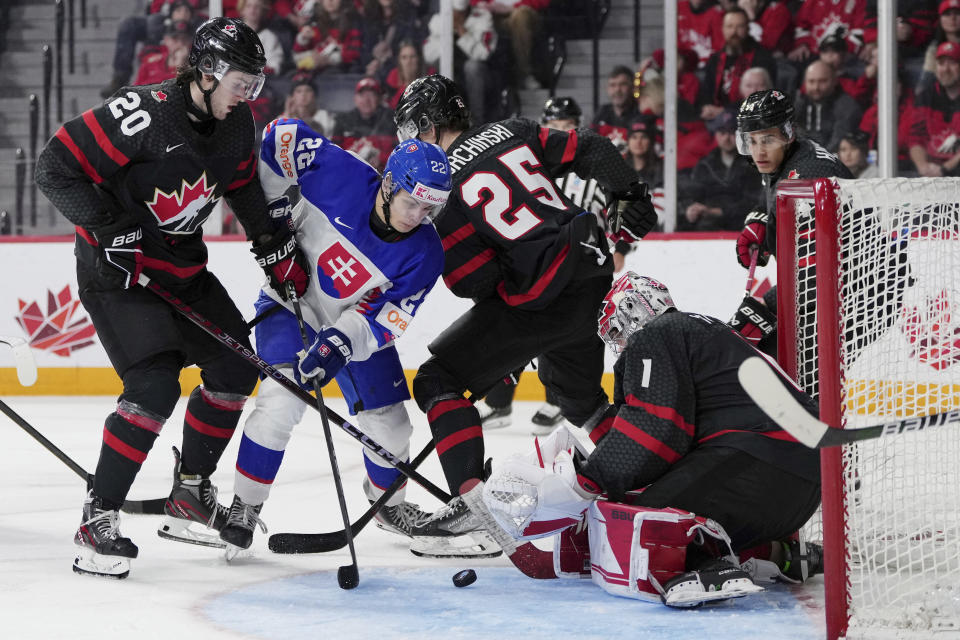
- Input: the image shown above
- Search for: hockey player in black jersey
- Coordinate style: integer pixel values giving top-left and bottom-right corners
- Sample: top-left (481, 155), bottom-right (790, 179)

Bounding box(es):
top-left (729, 89), bottom-right (852, 359)
top-left (393, 74), bottom-right (659, 555)
top-left (35, 17), bottom-right (310, 578)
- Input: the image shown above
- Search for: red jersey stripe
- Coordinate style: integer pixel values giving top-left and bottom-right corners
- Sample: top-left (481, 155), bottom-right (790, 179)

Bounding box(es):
top-left (75, 226), bottom-right (97, 246)
top-left (561, 129), bottom-right (579, 164)
top-left (427, 397), bottom-right (472, 423)
top-left (185, 409), bottom-right (235, 439)
top-left (436, 425), bottom-right (483, 455)
top-left (625, 394), bottom-right (695, 437)
top-left (612, 415), bottom-right (682, 464)
top-left (497, 244), bottom-right (569, 306)
top-left (538, 127), bottom-right (550, 149)
top-left (200, 387), bottom-right (247, 412)
top-left (441, 222), bottom-right (476, 251)
top-left (142, 256), bottom-right (206, 279)
top-left (82, 110), bottom-right (130, 167)
top-left (55, 127), bottom-right (103, 184)
top-left (444, 248), bottom-right (496, 288)
top-left (117, 406), bottom-right (163, 435)
top-left (102, 427), bottom-right (147, 464)
top-left (698, 428), bottom-right (798, 444)
top-left (589, 415), bottom-right (614, 443)
top-left (236, 464), bottom-right (275, 485)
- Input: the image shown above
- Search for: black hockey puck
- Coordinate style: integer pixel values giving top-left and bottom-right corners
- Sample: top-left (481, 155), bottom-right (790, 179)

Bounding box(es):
top-left (452, 569), bottom-right (477, 588)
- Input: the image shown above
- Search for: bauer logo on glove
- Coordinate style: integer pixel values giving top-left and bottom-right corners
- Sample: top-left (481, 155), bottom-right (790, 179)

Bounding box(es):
top-left (729, 295), bottom-right (776, 346)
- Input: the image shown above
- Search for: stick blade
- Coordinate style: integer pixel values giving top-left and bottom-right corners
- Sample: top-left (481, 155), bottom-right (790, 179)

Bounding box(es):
top-left (737, 356), bottom-right (826, 448)
top-left (268, 531), bottom-right (347, 554)
top-left (0, 336), bottom-right (37, 387)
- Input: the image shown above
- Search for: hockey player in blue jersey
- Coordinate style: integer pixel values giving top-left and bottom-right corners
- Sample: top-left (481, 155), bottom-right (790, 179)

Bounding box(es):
top-left (219, 117), bottom-right (450, 554)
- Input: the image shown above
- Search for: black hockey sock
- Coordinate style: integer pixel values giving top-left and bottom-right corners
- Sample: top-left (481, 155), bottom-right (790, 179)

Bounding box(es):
top-left (93, 408), bottom-right (164, 505)
top-left (180, 386), bottom-right (246, 477)
top-left (427, 398), bottom-right (485, 494)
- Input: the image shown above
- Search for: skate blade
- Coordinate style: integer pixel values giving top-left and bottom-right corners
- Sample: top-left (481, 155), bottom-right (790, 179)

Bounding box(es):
top-left (481, 417), bottom-right (512, 430)
top-left (157, 516), bottom-right (226, 549)
top-left (409, 531), bottom-right (503, 558)
top-left (224, 543), bottom-right (251, 562)
top-left (72, 547), bottom-right (131, 579)
top-left (664, 580), bottom-right (764, 607)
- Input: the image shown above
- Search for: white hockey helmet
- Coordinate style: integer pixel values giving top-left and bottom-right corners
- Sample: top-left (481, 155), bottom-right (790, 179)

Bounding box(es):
top-left (597, 272), bottom-right (675, 354)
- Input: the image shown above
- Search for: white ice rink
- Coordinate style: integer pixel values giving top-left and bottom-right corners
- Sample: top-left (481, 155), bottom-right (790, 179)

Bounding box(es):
top-left (1, 396), bottom-right (826, 639)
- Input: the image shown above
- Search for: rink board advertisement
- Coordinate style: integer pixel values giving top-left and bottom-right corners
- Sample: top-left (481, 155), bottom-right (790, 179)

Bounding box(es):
top-left (0, 234), bottom-right (763, 396)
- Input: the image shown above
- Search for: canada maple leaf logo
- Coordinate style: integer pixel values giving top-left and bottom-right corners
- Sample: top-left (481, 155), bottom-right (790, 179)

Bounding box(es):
top-left (145, 172), bottom-right (220, 234)
top-left (16, 285), bottom-right (96, 356)
top-left (900, 290), bottom-right (960, 370)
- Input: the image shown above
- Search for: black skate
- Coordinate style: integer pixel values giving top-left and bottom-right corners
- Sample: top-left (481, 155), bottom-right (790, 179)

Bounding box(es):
top-left (661, 559), bottom-right (764, 607)
top-left (780, 539), bottom-right (824, 583)
top-left (363, 478), bottom-right (433, 538)
top-left (408, 489), bottom-right (502, 559)
top-left (73, 491), bottom-right (139, 579)
top-left (221, 495), bottom-right (267, 561)
top-left (530, 402), bottom-right (564, 435)
top-left (477, 399), bottom-right (512, 430)
top-left (157, 446), bottom-right (229, 548)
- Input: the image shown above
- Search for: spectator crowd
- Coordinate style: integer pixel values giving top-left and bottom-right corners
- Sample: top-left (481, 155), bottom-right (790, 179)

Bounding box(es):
top-left (101, 0), bottom-right (956, 232)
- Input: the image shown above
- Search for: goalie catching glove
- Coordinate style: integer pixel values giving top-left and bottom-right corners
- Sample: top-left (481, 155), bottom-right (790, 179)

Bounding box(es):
top-left (728, 295), bottom-right (776, 347)
top-left (252, 224), bottom-right (310, 301)
top-left (297, 327), bottom-right (352, 386)
top-left (607, 182), bottom-right (658, 243)
top-left (736, 210), bottom-right (771, 268)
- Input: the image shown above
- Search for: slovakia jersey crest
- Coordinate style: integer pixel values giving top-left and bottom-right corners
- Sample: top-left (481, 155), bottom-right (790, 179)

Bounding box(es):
top-left (317, 241), bottom-right (372, 299)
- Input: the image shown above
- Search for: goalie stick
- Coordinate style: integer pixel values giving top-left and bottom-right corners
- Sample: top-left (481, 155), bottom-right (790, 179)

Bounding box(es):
top-left (0, 398), bottom-right (167, 514)
top-left (737, 356), bottom-right (960, 448)
top-left (140, 275), bottom-right (452, 504)
top-left (1, 335), bottom-right (38, 387)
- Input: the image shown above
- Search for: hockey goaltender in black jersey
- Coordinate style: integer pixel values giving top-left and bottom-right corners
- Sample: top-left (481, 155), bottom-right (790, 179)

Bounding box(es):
top-left (35, 18), bottom-right (311, 579)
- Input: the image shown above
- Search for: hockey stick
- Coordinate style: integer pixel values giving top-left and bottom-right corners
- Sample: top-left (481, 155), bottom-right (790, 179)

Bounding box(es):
top-left (139, 275), bottom-right (452, 504)
top-left (0, 398), bottom-right (167, 514)
top-left (737, 356), bottom-right (960, 448)
top-left (287, 283), bottom-right (359, 589)
top-left (745, 246), bottom-right (759, 296)
top-left (0, 335), bottom-right (38, 387)
top-left (268, 438), bottom-right (436, 553)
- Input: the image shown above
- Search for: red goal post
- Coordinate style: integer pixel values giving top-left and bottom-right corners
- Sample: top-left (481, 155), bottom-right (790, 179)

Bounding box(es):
top-left (776, 177), bottom-right (960, 640)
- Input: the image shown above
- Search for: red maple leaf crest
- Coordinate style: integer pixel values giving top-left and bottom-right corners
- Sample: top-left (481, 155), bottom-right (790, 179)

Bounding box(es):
top-left (900, 290), bottom-right (960, 370)
top-left (145, 172), bottom-right (220, 233)
top-left (16, 285), bottom-right (96, 356)
top-left (787, 169), bottom-right (800, 180)
top-left (151, 90), bottom-right (168, 102)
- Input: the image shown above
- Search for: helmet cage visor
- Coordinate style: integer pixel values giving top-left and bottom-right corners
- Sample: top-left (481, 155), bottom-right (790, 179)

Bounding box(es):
top-left (736, 121), bottom-right (793, 155)
top-left (198, 57), bottom-right (265, 100)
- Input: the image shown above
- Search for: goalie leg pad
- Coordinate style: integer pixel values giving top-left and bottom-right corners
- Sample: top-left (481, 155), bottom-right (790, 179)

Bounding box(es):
top-left (586, 501), bottom-right (746, 603)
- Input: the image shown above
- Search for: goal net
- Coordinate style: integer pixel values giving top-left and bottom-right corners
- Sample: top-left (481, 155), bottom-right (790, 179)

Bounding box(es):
top-left (776, 178), bottom-right (960, 640)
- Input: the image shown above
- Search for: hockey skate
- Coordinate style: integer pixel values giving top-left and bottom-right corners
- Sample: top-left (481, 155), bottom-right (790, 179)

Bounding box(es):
top-left (363, 479), bottom-right (433, 537)
top-left (530, 402), bottom-right (564, 435)
top-left (157, 446), bottom-right (229, 548)
top-left (220, 495), bottom-right (267, 561)
top-left (780, 538), bottom-right (824, 583)
top-left (73, 491), bottom-right (139, 579)
top-left (408, 493), bottom-right (502, 558)
top-left (661, 559), bottom-right (764, 607)
top-left (477, 399), bottom-right (512, 430)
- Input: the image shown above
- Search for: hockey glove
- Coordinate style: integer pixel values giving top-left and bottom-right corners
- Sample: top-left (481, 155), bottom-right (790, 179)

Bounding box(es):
top-left (297, 327), bottom-right (352, 386)
top-left (607, 183), bottom-right (658, 242)
top-left (92, 221), bottom-right (144, 289)
top-left (736, 211), bottom-right (771, 268)
top-left (252, 226), bottom-right (310, 301)
top-left (729, 295), bottom-right (777, 347)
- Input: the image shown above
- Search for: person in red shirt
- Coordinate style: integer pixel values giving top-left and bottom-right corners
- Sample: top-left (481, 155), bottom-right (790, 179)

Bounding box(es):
top-left (909, 41), bottom-right (960, 176)
top-left (133, 20), bottom-right (193, 87)
top-left (738, 0), bottom-right (793, 54)
top-left (679, 0), bottom-right (725, 67)
top-left (292, 0), bottom-right (363, 72)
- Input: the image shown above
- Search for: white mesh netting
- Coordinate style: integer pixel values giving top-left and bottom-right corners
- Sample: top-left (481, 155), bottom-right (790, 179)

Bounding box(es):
top-left (788, 178), bottom-right (960, 637)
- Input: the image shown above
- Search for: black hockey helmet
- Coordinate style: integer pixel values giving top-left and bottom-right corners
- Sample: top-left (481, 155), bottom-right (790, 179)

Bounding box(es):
top-left (736, 89), bottom-right (795, 154)
top-left (394, 74), bottom-right (472, 141)
top-left (541, 96), bottom-right (582, 126)
top-left (189, 17), bottom-right (267, 99)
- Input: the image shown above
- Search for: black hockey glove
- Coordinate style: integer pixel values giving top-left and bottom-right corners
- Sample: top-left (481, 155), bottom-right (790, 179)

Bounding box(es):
top-left (92, 221), bottom-right (144, 289)
top-left (728, 295), bottom-right (776, 348)
top-left (607, 183), bottom-right (658, 242)
top-left (736, 210), bottom-right (771, 268)
top-left (252, 225), bottom-right (310, 301)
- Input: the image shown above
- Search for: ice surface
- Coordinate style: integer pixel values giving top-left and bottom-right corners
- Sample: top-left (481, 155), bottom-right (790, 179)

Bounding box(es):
top-left (0, 396), bottom-right (825, 639)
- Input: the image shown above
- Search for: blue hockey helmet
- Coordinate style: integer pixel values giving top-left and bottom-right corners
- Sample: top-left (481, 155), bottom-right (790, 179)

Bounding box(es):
top-left (382, 139), bottom-right (452, 221)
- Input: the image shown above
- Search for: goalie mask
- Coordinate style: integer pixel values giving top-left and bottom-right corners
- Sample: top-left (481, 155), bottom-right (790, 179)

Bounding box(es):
top-left (598, 272), bottom-right (675, 354)
top-left (381, 139), bottom-right (452, 226)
